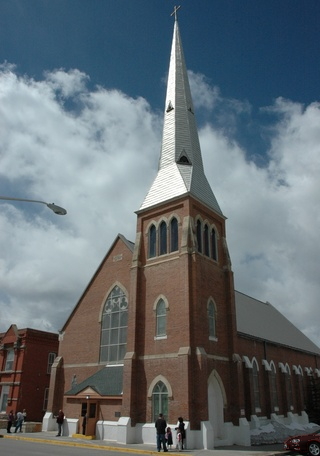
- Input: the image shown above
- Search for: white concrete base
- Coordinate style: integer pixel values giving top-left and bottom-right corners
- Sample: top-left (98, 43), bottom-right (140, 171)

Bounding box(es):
top-left (41, 411), bottom-right (310, 449)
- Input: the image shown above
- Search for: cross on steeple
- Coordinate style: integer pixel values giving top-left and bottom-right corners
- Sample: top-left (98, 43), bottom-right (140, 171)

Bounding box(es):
top-left (171, 5), bottom-right (181, 20)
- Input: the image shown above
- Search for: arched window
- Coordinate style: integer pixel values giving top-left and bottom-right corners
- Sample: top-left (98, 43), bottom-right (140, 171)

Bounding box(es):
top-left (100, 285), bottom-right (128, 364)
top-left (152, 381), bottom-right (168, 422)
top-left (285, 365), bottom-right (294, 409)
top-left (252, 359), bottom-right (261, 409)
top-left (159, 221), bottom-right (167, 255)
top-left (156, 299), bottom-right (167, 337)
top-left (208, 300), bottom-right (216, 339)
top-left (297, 366), bottom-right (305, 409)
top-left (149, 224), bottom-right (156, 258)
top-left (204, 224), bottom-right (209, 256)
top-left (170, 218), bottom-right (178, 252)
top-left (211, 228), bottom-right (217, 261)
top-left (196, 219), bottom-right (202, 253)
top-left (5, 348), bottom-right (14, 371)
top-left (270, 362), bottom-right (279, 410)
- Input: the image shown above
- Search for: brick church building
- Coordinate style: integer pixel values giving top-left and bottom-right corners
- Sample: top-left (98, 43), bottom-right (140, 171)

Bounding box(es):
top-left (45, 13), bottom-right (320, 448)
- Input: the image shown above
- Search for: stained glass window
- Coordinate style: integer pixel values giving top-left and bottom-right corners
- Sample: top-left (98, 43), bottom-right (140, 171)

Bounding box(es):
top-left (100, 286), bottom-right (128, 364)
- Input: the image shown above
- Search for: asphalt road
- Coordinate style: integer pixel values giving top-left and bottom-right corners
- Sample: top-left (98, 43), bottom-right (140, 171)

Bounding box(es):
top-left (0, 431), bottom-right (293, 456)
top-left (0, 438), bottom-right (128, 455)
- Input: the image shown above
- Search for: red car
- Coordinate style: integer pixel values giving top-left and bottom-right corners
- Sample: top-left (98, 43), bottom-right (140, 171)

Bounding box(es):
top-left (284, 428), bottom-right (320, 455)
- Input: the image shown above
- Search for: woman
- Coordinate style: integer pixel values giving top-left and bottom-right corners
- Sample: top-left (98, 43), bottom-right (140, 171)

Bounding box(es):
top-left (7, 410), bottom-right (14, 433)
top-left (175, 417), bottom-right (186, 450)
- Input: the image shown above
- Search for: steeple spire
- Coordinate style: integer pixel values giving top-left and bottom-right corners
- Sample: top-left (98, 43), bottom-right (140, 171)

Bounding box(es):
top-left (139, 12), bottom-right (222, 216)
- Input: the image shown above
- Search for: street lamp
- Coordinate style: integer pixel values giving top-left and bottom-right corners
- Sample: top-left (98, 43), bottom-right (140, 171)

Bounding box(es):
top-left (0, 196), bottom-right (67, 215)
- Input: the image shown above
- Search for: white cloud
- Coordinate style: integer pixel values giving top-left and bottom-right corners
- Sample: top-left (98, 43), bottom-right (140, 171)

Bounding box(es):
top-left (201, 95), bottom-right (320, 347)
top-left (0, 65), bottom-right (319, 350)
top-left (188, 71), bottom-right (220, 110)
top-left (0, 65), bottom-right (160, 332)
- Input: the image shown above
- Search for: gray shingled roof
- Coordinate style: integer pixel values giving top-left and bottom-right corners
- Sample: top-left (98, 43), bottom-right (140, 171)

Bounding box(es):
top-left (235, 290), bottom-right (320, 354)
top-left (64, 366), bottom-right (123, 396)
top-left (139, 17), bottom-right (222, 215)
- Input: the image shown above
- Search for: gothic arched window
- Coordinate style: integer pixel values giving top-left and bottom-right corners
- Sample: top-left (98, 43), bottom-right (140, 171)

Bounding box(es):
top-left (159, 221), bottom-right (167, 255)
top-left (252, 359), bottom-right (261, 409)
top-left (270, 362), bottom-right (279, 410)
top-left (170, 217), bottom-right (178, 252)
top-left (208, 300), bottom-right (216, 339)
top-left (100, 285), bottom-right (128, 364)
top-left (285, 365), bottom-right (294, 409)
top-left (196, 219), bottom-right (202, 253)
top-left (211, 228), bottom-right (217, 261)
top-left (156, 299), bottom-right (167, 337)
top-left (149, 224), bottom-right (156, 258)
top-left (204, 224), bottom-right (209, 256)
top-left (152, 381), bottom-right (168, 422)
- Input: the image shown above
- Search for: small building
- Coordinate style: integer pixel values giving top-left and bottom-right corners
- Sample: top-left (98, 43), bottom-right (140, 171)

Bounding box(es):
top-left (0, 324), bottom-right (58, 422)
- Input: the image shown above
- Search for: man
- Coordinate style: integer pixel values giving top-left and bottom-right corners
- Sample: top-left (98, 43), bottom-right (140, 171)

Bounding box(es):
top-left (56, 409), bottom-right (65, 436)
top-left (155, 413), bottom-right (168, 452)
top-left (14, 411), bottom-right (24, 433)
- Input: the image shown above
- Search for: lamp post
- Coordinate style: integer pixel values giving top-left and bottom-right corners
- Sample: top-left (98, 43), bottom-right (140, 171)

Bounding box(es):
top-left (0, 196), bottom-right (67, 215)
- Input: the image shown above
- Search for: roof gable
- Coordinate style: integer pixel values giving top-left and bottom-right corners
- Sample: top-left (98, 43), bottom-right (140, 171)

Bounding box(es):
top-left (61, 233), bottom-right (133, 332)
top-left (65, 366), bottom-right (123, 397)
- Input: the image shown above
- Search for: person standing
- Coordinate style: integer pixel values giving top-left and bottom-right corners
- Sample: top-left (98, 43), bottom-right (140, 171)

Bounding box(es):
top-left (175, 417), bottom-right (186, 450)
top-left (14, 410), bottom-right (24, 432)
top-left (155, 413), bottom-right (168, 452)
top-left (165, 426), bottom-right (173, 449)
top-left (7, 410), bottom-right (14, 433)
top-left (82, 413), bottom-right (87, 435)
top-left (56, 409), bottom-right (65, 436)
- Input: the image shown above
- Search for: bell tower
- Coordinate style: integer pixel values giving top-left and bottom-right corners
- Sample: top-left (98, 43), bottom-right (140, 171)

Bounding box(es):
top-left (122, 10), bottom-right (240, 429)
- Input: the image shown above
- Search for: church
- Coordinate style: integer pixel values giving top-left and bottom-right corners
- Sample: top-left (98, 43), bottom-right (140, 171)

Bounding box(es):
top-left (44, 12), bottom-right (320, 449)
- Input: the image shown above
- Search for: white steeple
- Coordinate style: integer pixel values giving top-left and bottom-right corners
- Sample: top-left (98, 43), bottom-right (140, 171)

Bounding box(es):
top-left (139, 11), bottom-right (222, 216)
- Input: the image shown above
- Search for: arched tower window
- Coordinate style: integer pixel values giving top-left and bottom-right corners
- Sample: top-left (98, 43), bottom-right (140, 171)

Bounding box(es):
top-left (152, 381), bottom-right (168, 422)
top-left (100, 285), bottom-right (128, 364)
top-left (252, 359), bottom-right (261, 409)
top-left (204, 224), bottom-right (209, 256)
top-left (208, 300), bottom-right (217, 339)
top-left (159, 221), bottom-right (167, 255)
top-left (211, 228), bottom-right (217, 261)
top-left (170, 217), bottom-right (178, 252)
top-left (196, 219), bottom-right (202, 253)
top-left (149, 224), bottom-right (156, 258)
top-left (156, 299), bottom-right (167, 337)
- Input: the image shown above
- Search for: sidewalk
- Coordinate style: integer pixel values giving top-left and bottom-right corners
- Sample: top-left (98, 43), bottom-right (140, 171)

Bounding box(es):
top-left (0, 430), bottom-right (290, 456)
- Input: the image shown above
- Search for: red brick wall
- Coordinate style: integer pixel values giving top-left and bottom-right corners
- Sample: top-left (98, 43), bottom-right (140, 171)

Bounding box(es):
top-left (124, 196), bottom-right (239, 428)
top-left (58, 236), bottom-right (132, 418)
top-left (0, 327), bottom-right (58, 421)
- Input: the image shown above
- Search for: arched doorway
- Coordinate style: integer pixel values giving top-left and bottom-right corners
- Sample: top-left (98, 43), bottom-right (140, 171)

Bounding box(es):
top-left (208, 371), bottom-right (226, 441)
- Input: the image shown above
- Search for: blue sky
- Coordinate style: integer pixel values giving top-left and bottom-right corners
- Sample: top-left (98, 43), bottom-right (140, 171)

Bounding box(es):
top-left (0, 1), bottom-right (320, 349)
top-left (2, 0), bottom-right (319, 106)
top-left (2, 0), bottom-right (320, 160)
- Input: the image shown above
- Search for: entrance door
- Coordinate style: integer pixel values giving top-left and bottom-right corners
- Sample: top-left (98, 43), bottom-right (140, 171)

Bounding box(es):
top-left (86, 402), bottom-right (97, 436)
top-left (81, 401), bottom-right (97, 436)
top-left (208, 375), bottom-right (224, 441)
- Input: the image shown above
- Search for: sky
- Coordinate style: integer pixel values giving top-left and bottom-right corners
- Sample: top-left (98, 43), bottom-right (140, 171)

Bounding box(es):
top-left (0, 0), bottom-right (320, 349)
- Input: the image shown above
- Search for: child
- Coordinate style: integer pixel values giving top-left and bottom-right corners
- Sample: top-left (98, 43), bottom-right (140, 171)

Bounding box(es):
top-left (176, 430), bottom-right (182, 451)
top-left (165, 426), bottom-right (173, 449)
